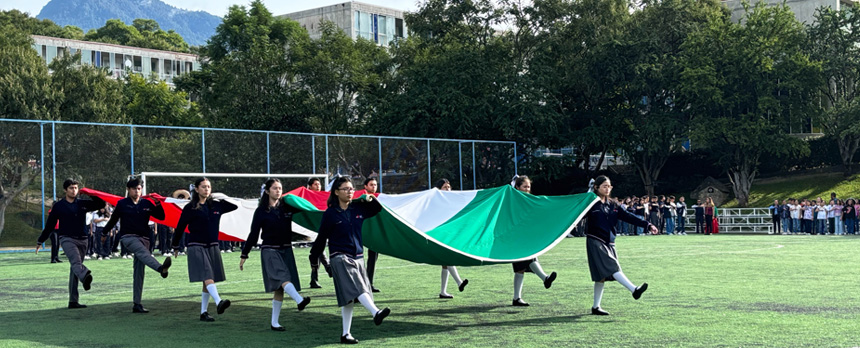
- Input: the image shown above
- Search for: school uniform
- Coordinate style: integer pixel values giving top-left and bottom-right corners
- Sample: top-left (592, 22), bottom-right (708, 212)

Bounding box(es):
top-left (103, 197), bottom-right (167, 306)
top-left (693, 205), bottom-right (705, 234)
top-left (704, 206), bottom-right (714, 234)
top-left (585, 200), bottom-right (650, 282)
top-left (242, 203), bottom-right (302, 292)
top-left (36, 196), bottom-right (106, 304)
top-left (172, 200), bottom-right (238, 282)
top-left (675, 202), bottom-right (687, 234)
top-left (309, 200), bottom-right (382, 307)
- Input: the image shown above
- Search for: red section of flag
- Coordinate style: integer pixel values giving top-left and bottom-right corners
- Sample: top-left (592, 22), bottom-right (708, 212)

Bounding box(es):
top-left (80, 188), bottom-right (185, 233)
top-left (285, 187), bottom-right (330, 210)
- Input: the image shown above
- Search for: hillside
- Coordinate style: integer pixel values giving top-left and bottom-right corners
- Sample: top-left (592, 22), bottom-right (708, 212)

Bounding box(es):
top-left (36, 0), bottom-right (220, 45)
top-left (721, 172), bottom-right (860, 207)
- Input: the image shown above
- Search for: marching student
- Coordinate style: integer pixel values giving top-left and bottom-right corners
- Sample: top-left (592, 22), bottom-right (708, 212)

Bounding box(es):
top-left (240, 179), bottom-right (311, 332)
top-left (102, 177), bottom-right (171, 313)
top-left (360, 177), bottom-right (383, 293)
top-left (436, 179), bottom-right (469, 299)
top-left (306, 177), bottom-right (332, 288)
top-left (36, 179), bottom-right (106, 309)
top-left (509, 175), bottom-right (557, 307)
top-left (586, 176), bottom-right (654, 315)
top-left (172, 177), bottom-right (238, 322)
top-left (309, 176), bottom-right (390, 344)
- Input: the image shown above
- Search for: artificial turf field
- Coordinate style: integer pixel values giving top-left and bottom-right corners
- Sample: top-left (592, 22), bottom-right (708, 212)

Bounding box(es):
top-left (1, 234), bottom-right (859, 347)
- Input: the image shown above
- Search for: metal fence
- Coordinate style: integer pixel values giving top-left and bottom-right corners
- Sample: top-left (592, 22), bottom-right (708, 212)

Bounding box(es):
top-left (0, 118), bottom-right (517, 241)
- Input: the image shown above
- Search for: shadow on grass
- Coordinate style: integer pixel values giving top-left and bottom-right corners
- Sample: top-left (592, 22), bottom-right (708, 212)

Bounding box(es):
top-left (0, 298), bottom-right (591, 346)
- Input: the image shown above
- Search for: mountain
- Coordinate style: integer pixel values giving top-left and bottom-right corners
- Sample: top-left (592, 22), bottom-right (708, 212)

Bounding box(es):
top-left (36, 0), bottom-right (221, 46)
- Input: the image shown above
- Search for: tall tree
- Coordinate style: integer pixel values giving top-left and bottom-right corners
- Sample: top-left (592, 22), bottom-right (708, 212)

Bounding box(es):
top-left (619, 0), bottom-right (728, 195)
top-left (123, 73), bottom-right (201, 127)
top-left (680, 2), bottom-right (816, 206)
top-left (0, 9), bottom-right (83, 39)
top-left (0, 27), bottom-right (56, 238)
top-left (176, 0), bottom-right (311, 132)
top-left (806, 6), bottom-right (860, 175)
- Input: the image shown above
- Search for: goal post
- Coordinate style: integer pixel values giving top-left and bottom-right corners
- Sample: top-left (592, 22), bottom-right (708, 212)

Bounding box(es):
top-left (137, 172), bottom-right (326, 196)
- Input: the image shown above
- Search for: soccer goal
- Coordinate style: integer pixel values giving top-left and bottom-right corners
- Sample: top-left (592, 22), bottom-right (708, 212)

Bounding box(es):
top-left (137, 172), bottom-right (325, 196)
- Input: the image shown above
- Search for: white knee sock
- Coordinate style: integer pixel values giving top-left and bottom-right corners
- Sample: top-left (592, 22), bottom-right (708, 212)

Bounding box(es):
top-left (448, 266), bottom-right (463, 285)
top-left (283, 282), bottom-right (303, 304)
top-left (342, 303), bottom-right (354, 336)
top-left (357, 293), bottom-right (380, 317)
top-left (593, 282), bottom-right (604, 308)
top-left (272, 300), bottom-right (282, 327)
top-left (440, 268), bottom-right (450, 295)
top-left (513, 273), bottom-right (524, 300)
top-left (529, 261), bottom-right (548, 281)
top-left (206, 284), bottom-right (223, 304)
top-left (612, 271), bottom-right (636, 292)
top-left (201, 293), bottom-right (210, 313)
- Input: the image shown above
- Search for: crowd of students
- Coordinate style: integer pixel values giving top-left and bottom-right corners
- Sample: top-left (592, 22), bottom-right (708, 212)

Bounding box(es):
top-left (768, 193), bottom-right (857, 235)
top-left (614, 195), bottom-right (719, 236)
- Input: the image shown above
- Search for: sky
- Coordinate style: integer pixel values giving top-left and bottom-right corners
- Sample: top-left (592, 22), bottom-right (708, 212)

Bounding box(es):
top-left (2, 0), bottom-right (421, 18)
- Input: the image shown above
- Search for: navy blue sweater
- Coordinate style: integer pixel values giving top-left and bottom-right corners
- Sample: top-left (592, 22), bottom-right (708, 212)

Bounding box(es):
top-left (241, 202), bottom-right (302, 258)
top-left (37, 196), bottom-right (106, 243)
top-left (586, 199), bottom-right (651, 244)
top-left (309, 200), bottom-right (381, 264)
top-left (103, 197), bottom-right (165, 239)
top-left (172, 200), bottom-right (238, 246)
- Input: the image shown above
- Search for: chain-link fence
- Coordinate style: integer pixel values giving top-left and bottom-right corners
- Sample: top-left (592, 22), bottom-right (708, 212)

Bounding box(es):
top-left (0, 118), bottom-right (517, 246)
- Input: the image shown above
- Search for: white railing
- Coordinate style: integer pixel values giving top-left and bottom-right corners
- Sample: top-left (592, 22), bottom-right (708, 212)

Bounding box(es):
top-left (682, 208), bottom-right (774, 234)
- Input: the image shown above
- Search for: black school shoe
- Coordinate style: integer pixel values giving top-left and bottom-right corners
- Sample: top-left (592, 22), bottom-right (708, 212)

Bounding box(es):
top-left (458, 279), bottom-right (469, 292)
top-left (371, 286), bottom-right (381, 293)
top-left (68, 302), bottom-right (87, 309)
top-left (159, 257), bottom-right (172, 278)
top-left (298, 297), bottom-right (311, 311)
top-left (132, 303), bottom-right (149, 313)
top-left (633, 283), bottom-right (648, 300)
top-left (373, 307), bottom-right (391, 326)
top-left (82, 271), bottom-right (93, 291)
top-left (544, 272), bottom-right (557, 289)
top-left (200, 312), bottom-right (215, 322)
top-left (512, 298), bottom-right (530, 307)
top-left (340, 334), bottom-right (359, 344)
top-left (591, 307), bottom-right (610, 315)
top-left (439, 293), bottom-right (453, 299)
top-left (310, 280), bottom-right (322, 289)
top-left (271, 325), bottom-right (286, 331)
top-left (51, 258), bottom-right (63, 263)
top-left (216, 299), bottom-right (231, 314)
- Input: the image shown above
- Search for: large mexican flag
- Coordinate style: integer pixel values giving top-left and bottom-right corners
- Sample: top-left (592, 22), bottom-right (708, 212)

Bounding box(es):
top-left (287, 186), bottom-right (598, 266)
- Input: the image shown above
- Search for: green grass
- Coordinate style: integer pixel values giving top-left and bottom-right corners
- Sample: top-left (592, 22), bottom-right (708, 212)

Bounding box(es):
top-left (2, 234), bottom-right (860, 347)
top-left (0, 198), bottom-right (43, 247)
top-left (722, 172), bottom-right (860, 207)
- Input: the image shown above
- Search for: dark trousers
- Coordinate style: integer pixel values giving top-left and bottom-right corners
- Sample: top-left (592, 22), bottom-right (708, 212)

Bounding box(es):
top-left (50, 232), bottom-right (60, 261)
top-left (704, 215), bottom-right (713, 234)
top-left (86, 228), bottom-right (94, 256)
top-left (311, 255), bottom-right (331, 282)
top-left (828, 218), bottom-right (835, 234)
top-left (366, 250), bottom-right (379, 286)
top-left (695, 216), bottom-right (704, 234)
top-left (121, 235), bottom-right (163, 304)
top-left (677, 216), bottom-right (686, 233)
top-left (94, 227), bottom-right (111, 257)
top-left (59, 237), bottom-right (89, 303)
top-left (159, 231), bottom-right (173, 254)
top-left (772, 215), bottom-right (781, 233)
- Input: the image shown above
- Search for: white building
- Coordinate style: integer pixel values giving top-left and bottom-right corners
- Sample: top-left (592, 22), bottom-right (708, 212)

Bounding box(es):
top-left (31, 35), bottom-right (200, 85)
top-left (280, 1), bottom-right (407, 46)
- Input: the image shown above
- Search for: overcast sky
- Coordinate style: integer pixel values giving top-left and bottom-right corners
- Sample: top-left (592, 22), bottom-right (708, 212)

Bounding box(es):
top-left (2, 0), bottom-right (420, 18)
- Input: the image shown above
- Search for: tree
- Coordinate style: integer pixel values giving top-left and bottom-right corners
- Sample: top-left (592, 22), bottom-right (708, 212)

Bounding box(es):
top-left (176, 0), bottom-right (311, 132)
top-left (806, 6), bottom-right (860, 174)
top-left (49, 52), bottom-right (125, 123)
top-left (0, 27), bottom-right (55, 239)
top-left (619, 0), bottom-right (728, 195)
top-left (123, 73), bottom-right (201, 127)
top-left (0, 10), bottom-right (83, 39)
top-left (680, 2), bottom-right (816, 206)
top-left (295, 21), bottom-right (391, 134)
top-left (84, 18), bottom-right (189, 52)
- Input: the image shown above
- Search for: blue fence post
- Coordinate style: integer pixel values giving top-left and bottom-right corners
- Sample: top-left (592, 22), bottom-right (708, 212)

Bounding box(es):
top-left (378, 137), bottom-right (383, 193)
top-left (266, 132), bottom-right (270, 175)
top-left (427, 139), bottom-right (431, 189)
top-left (130, 126), bottom-right (135, 176)
top-left (472, 142), bottom-right (476, 189)
top-left (513, 144), bottom-right (518, 176)
top-left (51, 123), bottom-right (56, 201)
top-left (458, 142), bottom-right (463, 190)
top-left (40, 123), bottom-right (45, 231)
top-left (325, 135), bottom-right (329, 188)
top-left (312, 136), bottom-right (316, 175)
top-left (201, 128), bottom-right (206, 173)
